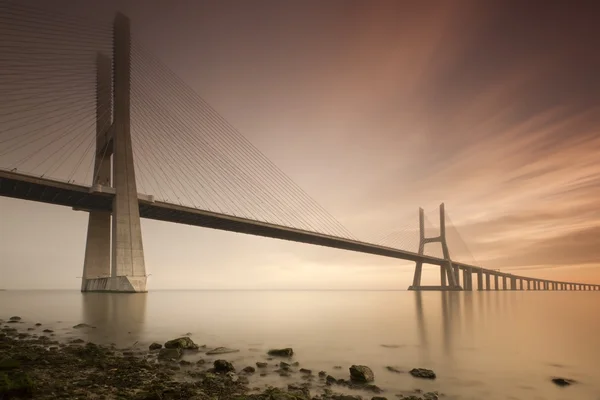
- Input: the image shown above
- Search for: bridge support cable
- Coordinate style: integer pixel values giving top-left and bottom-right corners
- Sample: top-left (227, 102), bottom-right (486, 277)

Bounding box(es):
top-left (129, 40), bottom-right (357, 240)
top-left (130, 42), bottom-right (353, 237)
top-left (371, 219), bottom-right (421, 253)
top-left (445, 212), bottom-right (479, 267)
top-left (0, 2), bottom-right (113, 185)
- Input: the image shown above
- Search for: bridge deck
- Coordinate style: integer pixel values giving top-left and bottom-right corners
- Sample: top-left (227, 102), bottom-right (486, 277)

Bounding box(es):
top-left (0, 169), bottom-right (590, 288)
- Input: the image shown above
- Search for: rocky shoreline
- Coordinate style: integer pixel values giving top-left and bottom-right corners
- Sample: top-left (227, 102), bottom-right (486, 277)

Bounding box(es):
top-left (0, 316), bottom-right (446, 400)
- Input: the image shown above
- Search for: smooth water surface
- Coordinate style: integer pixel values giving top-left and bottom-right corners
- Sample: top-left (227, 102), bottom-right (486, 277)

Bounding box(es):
top-left (1, 290), bottom-right (599, 399)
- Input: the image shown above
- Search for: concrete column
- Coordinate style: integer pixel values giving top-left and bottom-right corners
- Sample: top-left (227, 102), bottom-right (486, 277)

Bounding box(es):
top-left (501, 276), bottom-right (507, 290)
top-left (485, 273), bottom-right (491, 291)
top-left (494, 275), bottom-right (499, 291)
top-left (81, 54), bottom-right (113, 292)
top-left (439, 204), bottom-right (458, 288)
top-left (440, 265), bottom-right (447, 287)
top-left (527, 280), bottom-right (531, 290)
top-left (410, 209), bottom-right (425, 290)
top-left (510, 277), bottom-right (517, 290)
top-left (453, 266), bottom-right (460, 286)
top-left (110, 13), bottom-right (147, 292)
top-left (462, 269), bottom-right (471, 291)
top-left (477, 270), bottom-right (483, 291)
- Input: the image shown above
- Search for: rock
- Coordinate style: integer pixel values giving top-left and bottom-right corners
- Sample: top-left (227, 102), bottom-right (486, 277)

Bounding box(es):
top-left (280, 361), bottom-right (291, 370)
top-left (326, 375), bottom-right (337, 385)
top-left (256, 362), bottom-right (268, 368)
top-left (34, 323), bottom-right (41, 326)
top-left (214, 359), bottom-right (235, 373)
top-left (164, 337), bottom-right (199, 350)
top-left (288, 383), bottom-right (310, 397)
top-left (372, 397), bottom-right (387, 400)
top-left (423, 392), bottom-right (439, 400)
top-left (333, 365), bottom-right (342, 369)
top-left (300, 368), bottom-right (312, 374)
top-left (8, 317), bottom-right (21, 322)
top-left (70, 338), bottom-right (85, 344)
top-left (42, 329), bottom-right (53, 333)
top-left (158, 347), bottom-right (183, 360)
top-left (409, 368), bottom-right (436, 379)
top-left (385, 366), bottom-right (402, 373)
top-left (331, 395), bottom-right (362, 400)
top-left (242, 366), bottom-right (256, 374)
top-left (196, 359), bottom-right (206, 365)
top-left (0, 358), bottom-right (20, 370)
top-left (149, 342), bottom-right (162, 350)
top-left (318, 371), bottom-right (327, 377)
top-left (26, 328), bottom-right (34, 331)
top-left (72, 323), bottom-right (95, 329)
top-left (205, 346), bottom-right (239, 355)
top-left (362, 384), bottom-right (383, 394)
top-left (0, 371), bottom-right (34, 398)
top-left (267, 348), bottom-right (294, 357)
top-left (552, 377), bottom-right (576, 386)
top-left (349, 365), bottom-right (375, 383)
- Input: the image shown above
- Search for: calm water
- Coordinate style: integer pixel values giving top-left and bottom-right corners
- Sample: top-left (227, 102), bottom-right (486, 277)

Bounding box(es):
top-left (1, 290), bottom-right (599, 399)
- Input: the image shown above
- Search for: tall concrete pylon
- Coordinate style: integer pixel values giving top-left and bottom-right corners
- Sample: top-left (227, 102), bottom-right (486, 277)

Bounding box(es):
top-left (408, 203), bottom-right (461, 291)
top-left (80, 13), bottom-right (147, 293)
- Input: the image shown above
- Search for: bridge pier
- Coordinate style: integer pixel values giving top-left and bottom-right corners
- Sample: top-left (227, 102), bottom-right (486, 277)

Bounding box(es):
top-left (485, 273), bottom-right (491, 291)
top-left (494, 274), bottom-right (499, 291)
top-left (477, 270), bottom-right (483, 291)
top-left (408, 204), bottom-right (461, 291)
top-left (81, 13), bottom-right (147, 293)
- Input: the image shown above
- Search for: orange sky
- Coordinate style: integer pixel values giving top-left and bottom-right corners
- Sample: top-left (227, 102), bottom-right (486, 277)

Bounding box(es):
top-left (1, 0), bottom-right (599, 289)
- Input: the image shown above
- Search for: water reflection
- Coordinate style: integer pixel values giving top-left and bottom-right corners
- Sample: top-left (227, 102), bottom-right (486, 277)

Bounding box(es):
top-left (80, 293), bottom-right (147, 347)
top-left (415, 291), bottom-right (475, 359)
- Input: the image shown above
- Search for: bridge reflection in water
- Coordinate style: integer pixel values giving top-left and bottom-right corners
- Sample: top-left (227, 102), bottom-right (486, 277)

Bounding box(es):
top-left (80, 293), bottom-right (148, 347)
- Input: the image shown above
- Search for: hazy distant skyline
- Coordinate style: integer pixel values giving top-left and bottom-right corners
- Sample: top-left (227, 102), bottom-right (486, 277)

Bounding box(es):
top-left (1, 0), bottom-right (599, 289)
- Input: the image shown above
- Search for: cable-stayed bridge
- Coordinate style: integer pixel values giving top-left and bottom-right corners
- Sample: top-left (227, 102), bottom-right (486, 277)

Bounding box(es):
top-left (1, 3), bottom-right (598, 292)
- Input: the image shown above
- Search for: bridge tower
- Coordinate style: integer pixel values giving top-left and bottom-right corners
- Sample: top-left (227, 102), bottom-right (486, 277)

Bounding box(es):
top-left (408, 203), bottom-right (461, 291)
top-left (80, 13), bottom-right (147, 293)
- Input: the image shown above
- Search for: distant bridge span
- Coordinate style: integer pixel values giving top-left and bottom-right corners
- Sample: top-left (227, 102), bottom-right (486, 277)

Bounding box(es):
top-left (2, 169), bottom-right (598, 292)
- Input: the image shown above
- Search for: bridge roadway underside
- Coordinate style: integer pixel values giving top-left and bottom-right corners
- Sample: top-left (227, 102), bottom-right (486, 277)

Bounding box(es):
top-left (3, 170), bottom-right (600, 292)
top-left (0, 170), bottom-right (450, 265)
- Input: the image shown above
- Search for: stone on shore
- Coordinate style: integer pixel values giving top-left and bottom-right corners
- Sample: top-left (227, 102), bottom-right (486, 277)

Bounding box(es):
top-left (256, 362), bottom-right (268, 368)
top-left (164, 336), bottom-right (199, 350)
top-left (72, 323), bottom-right (94, 329)
top-left (0, 370), bottom-right (34, 398)
top-left (552, 377), bottom-right (576, 386)
top-left (214, 359), bottom-right (235, 373)
top-left (158, 347), bottom-right (183, 360)
top-left (410, 368), bottom-right (436, 379)
top-left (349, 365), bottom-right (375, 382)
top-left (8, 317), bottom-right (21, 322)
top-left (149, 342), bottom-right (162, 350)
top-left (386, 366), bottom-right (403, 373)
top-left (267, 348), bottom-right (294, 357)
top-left (242, 366), bottom-right (256, 374)
top-left (0, 358), bottom-right (20, 370)
top-left (206, 346), bottom-right (239, 355)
